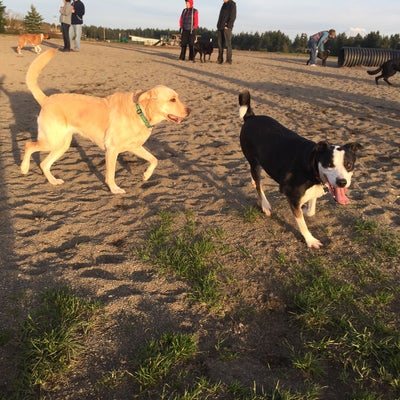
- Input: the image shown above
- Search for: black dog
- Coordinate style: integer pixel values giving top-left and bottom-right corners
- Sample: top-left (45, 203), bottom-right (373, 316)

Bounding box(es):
top-left (367, 58), bottom-right (400, 85)
top-left (194, 39), bottom-right (213, 63)
top-left (239, 90), bottom-right (362, 248)
top-left (306, 49), bottom-right (330, 66)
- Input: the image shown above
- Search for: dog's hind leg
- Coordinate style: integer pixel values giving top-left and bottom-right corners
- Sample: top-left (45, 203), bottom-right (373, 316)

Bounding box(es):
top-left (39, 137), bottom-right (72, 185)
top-left (21, 141), bottom-right (42, 174)
top-left (21, 134), bottom-right (70, 186)
top-left (250, 164), bottom-right (272, 216)
top-left (383, 77), bottom-right (393, 85)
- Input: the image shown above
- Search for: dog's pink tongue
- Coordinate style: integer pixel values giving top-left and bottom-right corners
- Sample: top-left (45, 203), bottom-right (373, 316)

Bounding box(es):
top-left (334, 187), bottom-right (350, 205)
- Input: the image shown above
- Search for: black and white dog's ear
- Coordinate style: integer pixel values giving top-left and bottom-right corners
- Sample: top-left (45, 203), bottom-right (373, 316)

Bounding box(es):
top-left (314, 140), bottom-right (331, 152)
top-left (239, 90), bottom-right (251, 107)
top-left (343, 142), bottom-right (363, 153)
top-left (239, 90), bottom-right (254, 119)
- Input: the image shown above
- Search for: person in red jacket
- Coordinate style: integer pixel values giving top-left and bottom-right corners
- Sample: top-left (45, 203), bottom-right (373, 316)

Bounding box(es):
top-left (179, 0), bottom-right (198, 61)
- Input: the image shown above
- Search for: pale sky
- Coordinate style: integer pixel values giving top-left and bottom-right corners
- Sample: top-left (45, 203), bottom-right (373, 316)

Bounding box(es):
top-left (5, 0), bottom-right (400, 39)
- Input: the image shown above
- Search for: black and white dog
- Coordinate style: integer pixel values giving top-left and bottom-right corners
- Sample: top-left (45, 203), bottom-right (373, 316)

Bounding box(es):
top-left (239, 90), bottom-right (362, 248)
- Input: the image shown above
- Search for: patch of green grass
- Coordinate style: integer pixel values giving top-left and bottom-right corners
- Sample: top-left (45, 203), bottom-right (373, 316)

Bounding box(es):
top-left (238, 206), bottom-right (263, 223)
top-left (214, 335), bottom-right (240, 361)
top-left (354, 218), bottom-right (399, 258)
top-left (161, 376), bottom-right (223, 400)
top-left (15, 287), bottom-right (100, 398)
top-left (227, 380), bottom-right (321, 400)
top-left (289, 245), bottom-right (400, 397)
top-left (135, 210), bottom-right (225, 306)
top-left (135, 332), bottom-right (198, 389)
top-left (291, 350), bottom-right (324, 378)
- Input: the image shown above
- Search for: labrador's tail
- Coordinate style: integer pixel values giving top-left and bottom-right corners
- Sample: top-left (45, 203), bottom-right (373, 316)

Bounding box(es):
top-left (26, 49), bottom-right (58, 106)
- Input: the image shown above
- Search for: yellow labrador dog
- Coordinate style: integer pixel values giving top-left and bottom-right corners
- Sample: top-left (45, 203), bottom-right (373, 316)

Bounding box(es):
top-left (21, 49), bottom-right (191, 194)
top-left (17, 33), bottom-right (49, 55)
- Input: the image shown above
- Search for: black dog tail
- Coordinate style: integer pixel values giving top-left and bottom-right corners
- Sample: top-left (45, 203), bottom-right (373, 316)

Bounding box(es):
top-left (367, 66), bottom-right (382, 75)
top-left (239, 90), bottom-right (255, 120)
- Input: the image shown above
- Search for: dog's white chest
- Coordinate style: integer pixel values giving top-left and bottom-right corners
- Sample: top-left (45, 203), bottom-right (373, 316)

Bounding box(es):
top-left (300, 184), bottom-right (326, 206)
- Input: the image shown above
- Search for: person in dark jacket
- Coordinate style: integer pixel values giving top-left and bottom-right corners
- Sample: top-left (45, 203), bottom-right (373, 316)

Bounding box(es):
top-left (216, 0), bottom-right (236, 64)
top-left (179, 0), bottom-right (199, 61)
top-left (69, 0), bottom-right (85, 51)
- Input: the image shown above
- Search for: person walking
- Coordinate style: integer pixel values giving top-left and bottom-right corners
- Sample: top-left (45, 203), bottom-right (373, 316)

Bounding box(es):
top-left (216, 0), bottom-right (236, 64)
top-left (59, 0), bottom-right (73, 52)
top-left (308, 29), bottom-right (336, 66)
top-left (70, 0), bottom-right (85, 51)
top-left (179, 0), bottom-right (198, 61)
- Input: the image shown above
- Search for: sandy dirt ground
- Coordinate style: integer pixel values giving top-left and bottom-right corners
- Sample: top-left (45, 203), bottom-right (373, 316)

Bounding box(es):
top-left (0, 34), bottom-right (399, 399)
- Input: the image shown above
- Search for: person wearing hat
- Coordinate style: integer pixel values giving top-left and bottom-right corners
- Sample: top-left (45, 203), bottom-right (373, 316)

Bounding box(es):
top-left (179, 0), bottom-right (199, 61)
top-left (216, 0), bottom-right (236, 64)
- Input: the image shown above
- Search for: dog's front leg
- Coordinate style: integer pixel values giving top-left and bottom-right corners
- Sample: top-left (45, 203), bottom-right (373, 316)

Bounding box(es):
top-left (303, 197), bottom-right (317, 217)
top-left (130, 146), bottom-right (158, 181)
top-left (292, 207), bottom-right (322, 248)
top-left (105, 148), bottom-right (125, 194)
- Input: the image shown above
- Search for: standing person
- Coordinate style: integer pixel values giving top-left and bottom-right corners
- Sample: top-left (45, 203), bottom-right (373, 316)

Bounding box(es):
top-left (59, 0), bottom-right (73, 52)
top-left (70, 0), bottom-right (85, 52)
top-left (179, 0), bottom-right (198, 62)
top-left (216, 0), bottom-right (236, 64)
top-left (308, 29), bottom-right (336, 67)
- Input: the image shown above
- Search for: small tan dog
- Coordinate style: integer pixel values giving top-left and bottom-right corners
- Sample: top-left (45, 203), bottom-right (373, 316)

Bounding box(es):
top-left (21, 49), bottom-right (191, 193)
top-left (17, 33), bottom-right (49, 55)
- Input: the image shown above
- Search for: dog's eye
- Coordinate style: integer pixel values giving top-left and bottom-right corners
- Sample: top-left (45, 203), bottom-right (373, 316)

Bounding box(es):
top-left (328, 162), bottom-right (334, 168)
top-left (344, 162), bottom-right (353, 170)
top-left (170, 98), bottom-right (176, 102)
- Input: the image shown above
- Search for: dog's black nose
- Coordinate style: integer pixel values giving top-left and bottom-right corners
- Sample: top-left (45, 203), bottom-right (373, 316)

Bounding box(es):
top-left (336, 178), bottom-right (347, 188)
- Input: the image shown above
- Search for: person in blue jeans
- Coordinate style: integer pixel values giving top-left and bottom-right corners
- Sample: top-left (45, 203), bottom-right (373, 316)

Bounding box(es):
top-left (308, 29), bottom-right (336, 66)
top-left (70, 0), bottom-right (85, 51)
top-left (216, 0), bottom-right (236, 64)
top-left (59, 0), bottom-right (72, 51)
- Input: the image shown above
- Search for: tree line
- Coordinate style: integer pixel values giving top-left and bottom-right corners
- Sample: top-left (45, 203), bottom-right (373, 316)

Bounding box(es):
top-left (2, 2), bottom-right (400, 56)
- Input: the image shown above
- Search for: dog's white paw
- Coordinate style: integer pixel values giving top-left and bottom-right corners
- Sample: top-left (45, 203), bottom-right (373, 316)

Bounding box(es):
top-left (110, 186), bottom-right (126, 194)
top-left (143, 170), bottom-right (154, 181)
top-left (306, 237), bottom-right (323, 249)
top-left (20, 163), bottom-right (29, 175)
top-left (261, 206), bottom-right (271, 216)
top-left (49, 178), bottom-right (65, 185)
top-left (260, 199), bottom-right (272, 216)
top-left (303, 209), bottom-right (315, 217)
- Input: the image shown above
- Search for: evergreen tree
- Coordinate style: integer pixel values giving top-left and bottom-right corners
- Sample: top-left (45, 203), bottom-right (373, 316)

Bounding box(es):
top-left (292, 33), bottom-right (308, 52)
top-left (23, 5), bottom-right (43, 33)
top-left (0, 0), bottom-right (6, 33)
